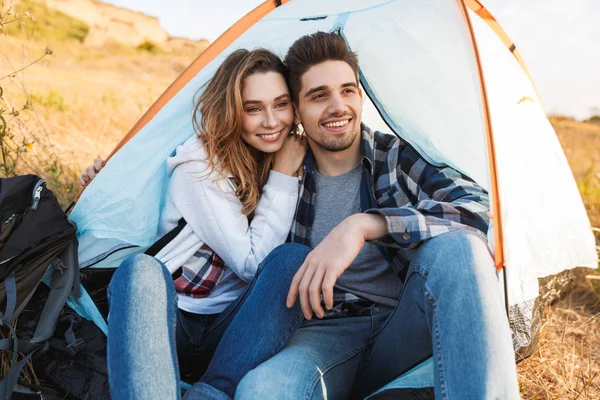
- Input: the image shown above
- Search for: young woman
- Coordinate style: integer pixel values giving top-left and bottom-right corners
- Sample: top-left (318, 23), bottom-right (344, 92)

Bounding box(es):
top-left (80, 49), bottom-right (308, 399)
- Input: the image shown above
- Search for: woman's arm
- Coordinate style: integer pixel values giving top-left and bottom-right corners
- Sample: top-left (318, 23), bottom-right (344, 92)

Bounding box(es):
top-left (170, 160), bottom-right (299, 282)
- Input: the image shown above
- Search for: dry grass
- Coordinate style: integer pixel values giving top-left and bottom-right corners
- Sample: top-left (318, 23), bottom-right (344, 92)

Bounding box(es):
top-left (1, 22), bottom-right (200, 206)
top-left (551, 116), bottom-right (600, 236)
top-left (517, 279), bottom-right (600, 399)
top-left (1, 35), bottom-right (191, 170)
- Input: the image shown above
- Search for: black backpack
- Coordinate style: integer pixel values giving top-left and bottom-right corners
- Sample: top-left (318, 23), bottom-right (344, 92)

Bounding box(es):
top-left (0, 175), bottom-right (79, 399)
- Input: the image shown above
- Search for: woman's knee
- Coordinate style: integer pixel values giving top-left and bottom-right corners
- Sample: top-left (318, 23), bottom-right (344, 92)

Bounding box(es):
top-left (259, 243), bottom-right (310, 277)
top-left (113, 253), bottom-right (168, 281)
top-left (109, 253), bottom-right (172, 300)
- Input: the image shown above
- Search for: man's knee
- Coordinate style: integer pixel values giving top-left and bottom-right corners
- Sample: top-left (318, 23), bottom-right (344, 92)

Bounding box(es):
top-left (236, 367), bottom-right (291, 400)
top-left (410, 230), bottom-right (494, 283)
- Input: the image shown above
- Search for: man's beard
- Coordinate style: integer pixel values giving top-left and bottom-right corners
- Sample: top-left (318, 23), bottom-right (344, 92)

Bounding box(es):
top-left (310, 121), bottom-right (360, 152)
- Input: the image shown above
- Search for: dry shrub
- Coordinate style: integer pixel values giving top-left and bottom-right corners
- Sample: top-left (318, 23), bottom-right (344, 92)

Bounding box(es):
top-left (0, 321), bottom-right (40, 387)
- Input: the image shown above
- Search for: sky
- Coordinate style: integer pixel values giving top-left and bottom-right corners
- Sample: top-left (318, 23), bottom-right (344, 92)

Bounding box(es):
top-left (106, 0), bottom-right (600, 120)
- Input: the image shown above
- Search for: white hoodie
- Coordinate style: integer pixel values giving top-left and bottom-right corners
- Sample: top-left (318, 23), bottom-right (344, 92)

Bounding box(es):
top-left (154, 136), bottom-right (300, 314)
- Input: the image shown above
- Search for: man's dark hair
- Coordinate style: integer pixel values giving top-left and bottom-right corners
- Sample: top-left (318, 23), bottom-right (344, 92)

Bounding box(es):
top-left (283, 31), bottom-right (359, 104)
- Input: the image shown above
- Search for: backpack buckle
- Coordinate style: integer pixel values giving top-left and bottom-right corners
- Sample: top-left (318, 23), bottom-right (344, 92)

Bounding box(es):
top-left (65, 337), bottom-right (85, 356)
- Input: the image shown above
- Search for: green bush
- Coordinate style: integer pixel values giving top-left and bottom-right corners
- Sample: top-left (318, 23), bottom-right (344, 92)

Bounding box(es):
top-left (585, 115), bottom-right (600, 125)
top-left (136, 40), bottom-right (159, 53)
top-left (30, 91), bottom-right (68, 111)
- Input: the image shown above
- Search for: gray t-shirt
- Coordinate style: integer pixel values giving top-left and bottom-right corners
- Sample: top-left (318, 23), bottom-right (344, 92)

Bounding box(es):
top-left (310, 164), bottom-right (402, 308)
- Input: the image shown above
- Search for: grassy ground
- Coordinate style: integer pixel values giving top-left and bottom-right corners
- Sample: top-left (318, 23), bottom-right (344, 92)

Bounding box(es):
top-left (517, 281), bottom-right (600, 399)
top-left (1, 2), bottom-right (599, 398)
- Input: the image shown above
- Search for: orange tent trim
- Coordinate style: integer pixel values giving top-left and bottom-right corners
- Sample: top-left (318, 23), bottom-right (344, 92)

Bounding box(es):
top-left (459, 0), bottom-right (505, 272)
top-left (464, 0), bottom-right (539, 97)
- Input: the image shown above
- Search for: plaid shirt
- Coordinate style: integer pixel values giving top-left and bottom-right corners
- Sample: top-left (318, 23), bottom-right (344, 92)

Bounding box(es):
top-left (289, 123), bottom-right (490, 313)
top-left (173, 243), bottom-right (225, 298)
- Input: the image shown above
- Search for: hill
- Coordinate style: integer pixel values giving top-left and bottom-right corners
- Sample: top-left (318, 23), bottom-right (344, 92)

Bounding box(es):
top-left (4, 0), bottom-right (210, 52)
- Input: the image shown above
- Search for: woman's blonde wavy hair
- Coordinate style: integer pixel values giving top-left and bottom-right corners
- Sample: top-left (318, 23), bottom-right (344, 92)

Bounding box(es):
top-left (192, 49), bottom-right (292, 216)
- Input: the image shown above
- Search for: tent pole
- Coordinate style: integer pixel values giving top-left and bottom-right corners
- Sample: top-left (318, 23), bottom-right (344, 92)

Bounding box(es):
top-left (457, 0), bottom-right (506, 273)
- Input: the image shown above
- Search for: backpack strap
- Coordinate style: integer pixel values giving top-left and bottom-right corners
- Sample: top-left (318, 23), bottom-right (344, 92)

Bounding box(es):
top-left (0, 242), bottom-right (79, 398)
top-left (144, 218), bottom-right (187, 257)
top-left (0, 323), bottom-right (44, 400)
top-left (32, 240), bottom-right (80, 343)
top-left (1, 273), bottom-right (17, 323)
top-left (1, 270), bottom-right (48, 327)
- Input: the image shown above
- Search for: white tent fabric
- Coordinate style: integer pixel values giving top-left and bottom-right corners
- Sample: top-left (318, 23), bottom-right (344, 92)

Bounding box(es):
top-left (69, 0), bottom-right (597, 383)
top-left (468, 9), bottom-right (597, 347)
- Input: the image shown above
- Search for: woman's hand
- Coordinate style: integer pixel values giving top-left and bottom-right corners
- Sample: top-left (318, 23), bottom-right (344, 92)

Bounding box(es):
top-left (272, 133), bottom-right (307, 177)
top-left (78, 158), bottom-right (104, 186)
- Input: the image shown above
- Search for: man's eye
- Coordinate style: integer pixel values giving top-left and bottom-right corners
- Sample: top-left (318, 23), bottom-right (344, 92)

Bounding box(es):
top-left (343, 88), bottom-right (355, 94)
top-left (312, 93), bottom-right (325, 100)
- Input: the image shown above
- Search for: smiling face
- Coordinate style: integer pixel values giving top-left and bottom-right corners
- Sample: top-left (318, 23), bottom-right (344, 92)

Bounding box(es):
top-left (296, 60), bottom-right (363, 156)
top-left (240, 71), bottom-right (296, 153)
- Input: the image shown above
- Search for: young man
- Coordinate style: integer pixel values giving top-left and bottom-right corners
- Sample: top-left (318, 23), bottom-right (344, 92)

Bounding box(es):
top-left (188, 32), bottom-right (519, 400)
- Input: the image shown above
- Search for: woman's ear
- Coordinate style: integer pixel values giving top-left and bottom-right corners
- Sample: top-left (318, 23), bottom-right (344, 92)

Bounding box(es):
top-left (294, 108), bottom-right (301, 126)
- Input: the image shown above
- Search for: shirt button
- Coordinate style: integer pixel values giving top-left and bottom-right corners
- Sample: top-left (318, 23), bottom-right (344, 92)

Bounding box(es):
top-left (402, 232), bottom-right (411, 241)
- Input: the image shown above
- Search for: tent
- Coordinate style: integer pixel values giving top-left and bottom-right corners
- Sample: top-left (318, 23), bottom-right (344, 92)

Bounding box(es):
top-left (68, 0), bottom-right (598, 395)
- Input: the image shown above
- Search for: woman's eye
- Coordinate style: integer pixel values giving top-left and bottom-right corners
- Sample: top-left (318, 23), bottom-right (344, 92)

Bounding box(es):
top-left (275, 102), bottom-right (289, 109)
top-left (246, 108), bottom-right (260, 113)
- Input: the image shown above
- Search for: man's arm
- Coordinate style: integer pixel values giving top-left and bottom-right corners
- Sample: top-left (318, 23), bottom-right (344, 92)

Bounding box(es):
top-left (286, 213), bottom-right (386, 319)
top-left (367, 145), bottom-right (490, 249)
top-left (286, 145), bottom-right (490, 319)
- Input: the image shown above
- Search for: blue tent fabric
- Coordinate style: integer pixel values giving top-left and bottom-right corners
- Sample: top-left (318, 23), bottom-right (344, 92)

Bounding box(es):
top-left (366, 358), bottom-right (434, 398)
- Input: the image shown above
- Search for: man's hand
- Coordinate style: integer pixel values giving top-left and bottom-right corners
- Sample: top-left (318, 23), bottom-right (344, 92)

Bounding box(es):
top-left (78, 158), bottom-right (104, 186)
top-left (286, 213), bottom-right (387, 319)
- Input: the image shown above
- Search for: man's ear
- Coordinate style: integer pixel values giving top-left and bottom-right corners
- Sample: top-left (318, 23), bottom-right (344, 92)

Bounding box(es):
top-left (359, 86), bottom-right (364, 100)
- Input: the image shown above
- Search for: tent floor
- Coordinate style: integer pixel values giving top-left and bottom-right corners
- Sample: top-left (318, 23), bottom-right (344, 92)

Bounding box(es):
top-left (369, 387), bottom-right (434, 399)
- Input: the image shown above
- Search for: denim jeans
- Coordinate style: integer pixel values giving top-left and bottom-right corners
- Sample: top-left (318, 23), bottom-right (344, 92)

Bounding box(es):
top-left (196, 231), bottom-right (520, 400)
top-left (106, 243), bottom-right (311, 400)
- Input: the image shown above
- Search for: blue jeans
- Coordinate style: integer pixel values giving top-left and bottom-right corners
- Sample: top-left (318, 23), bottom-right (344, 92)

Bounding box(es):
top-left (197, 231), bottom-right (520, 400)
top-left (106, 243), bottom-right (310, 400)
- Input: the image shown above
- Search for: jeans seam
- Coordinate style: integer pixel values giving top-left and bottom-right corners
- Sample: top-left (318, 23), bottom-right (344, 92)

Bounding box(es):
top-left (204, 279), bottom-right (255, 335)
top-left (304, 343), bottom-right (367, 400)
top-left (371, 266), bottom-right (428, 339)
top-left (275, 314), bottom-right (306, 355)
top-left (424, 285), bottom-right (447, 400)
top-left (203, 247), bottom-right (300, 336)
